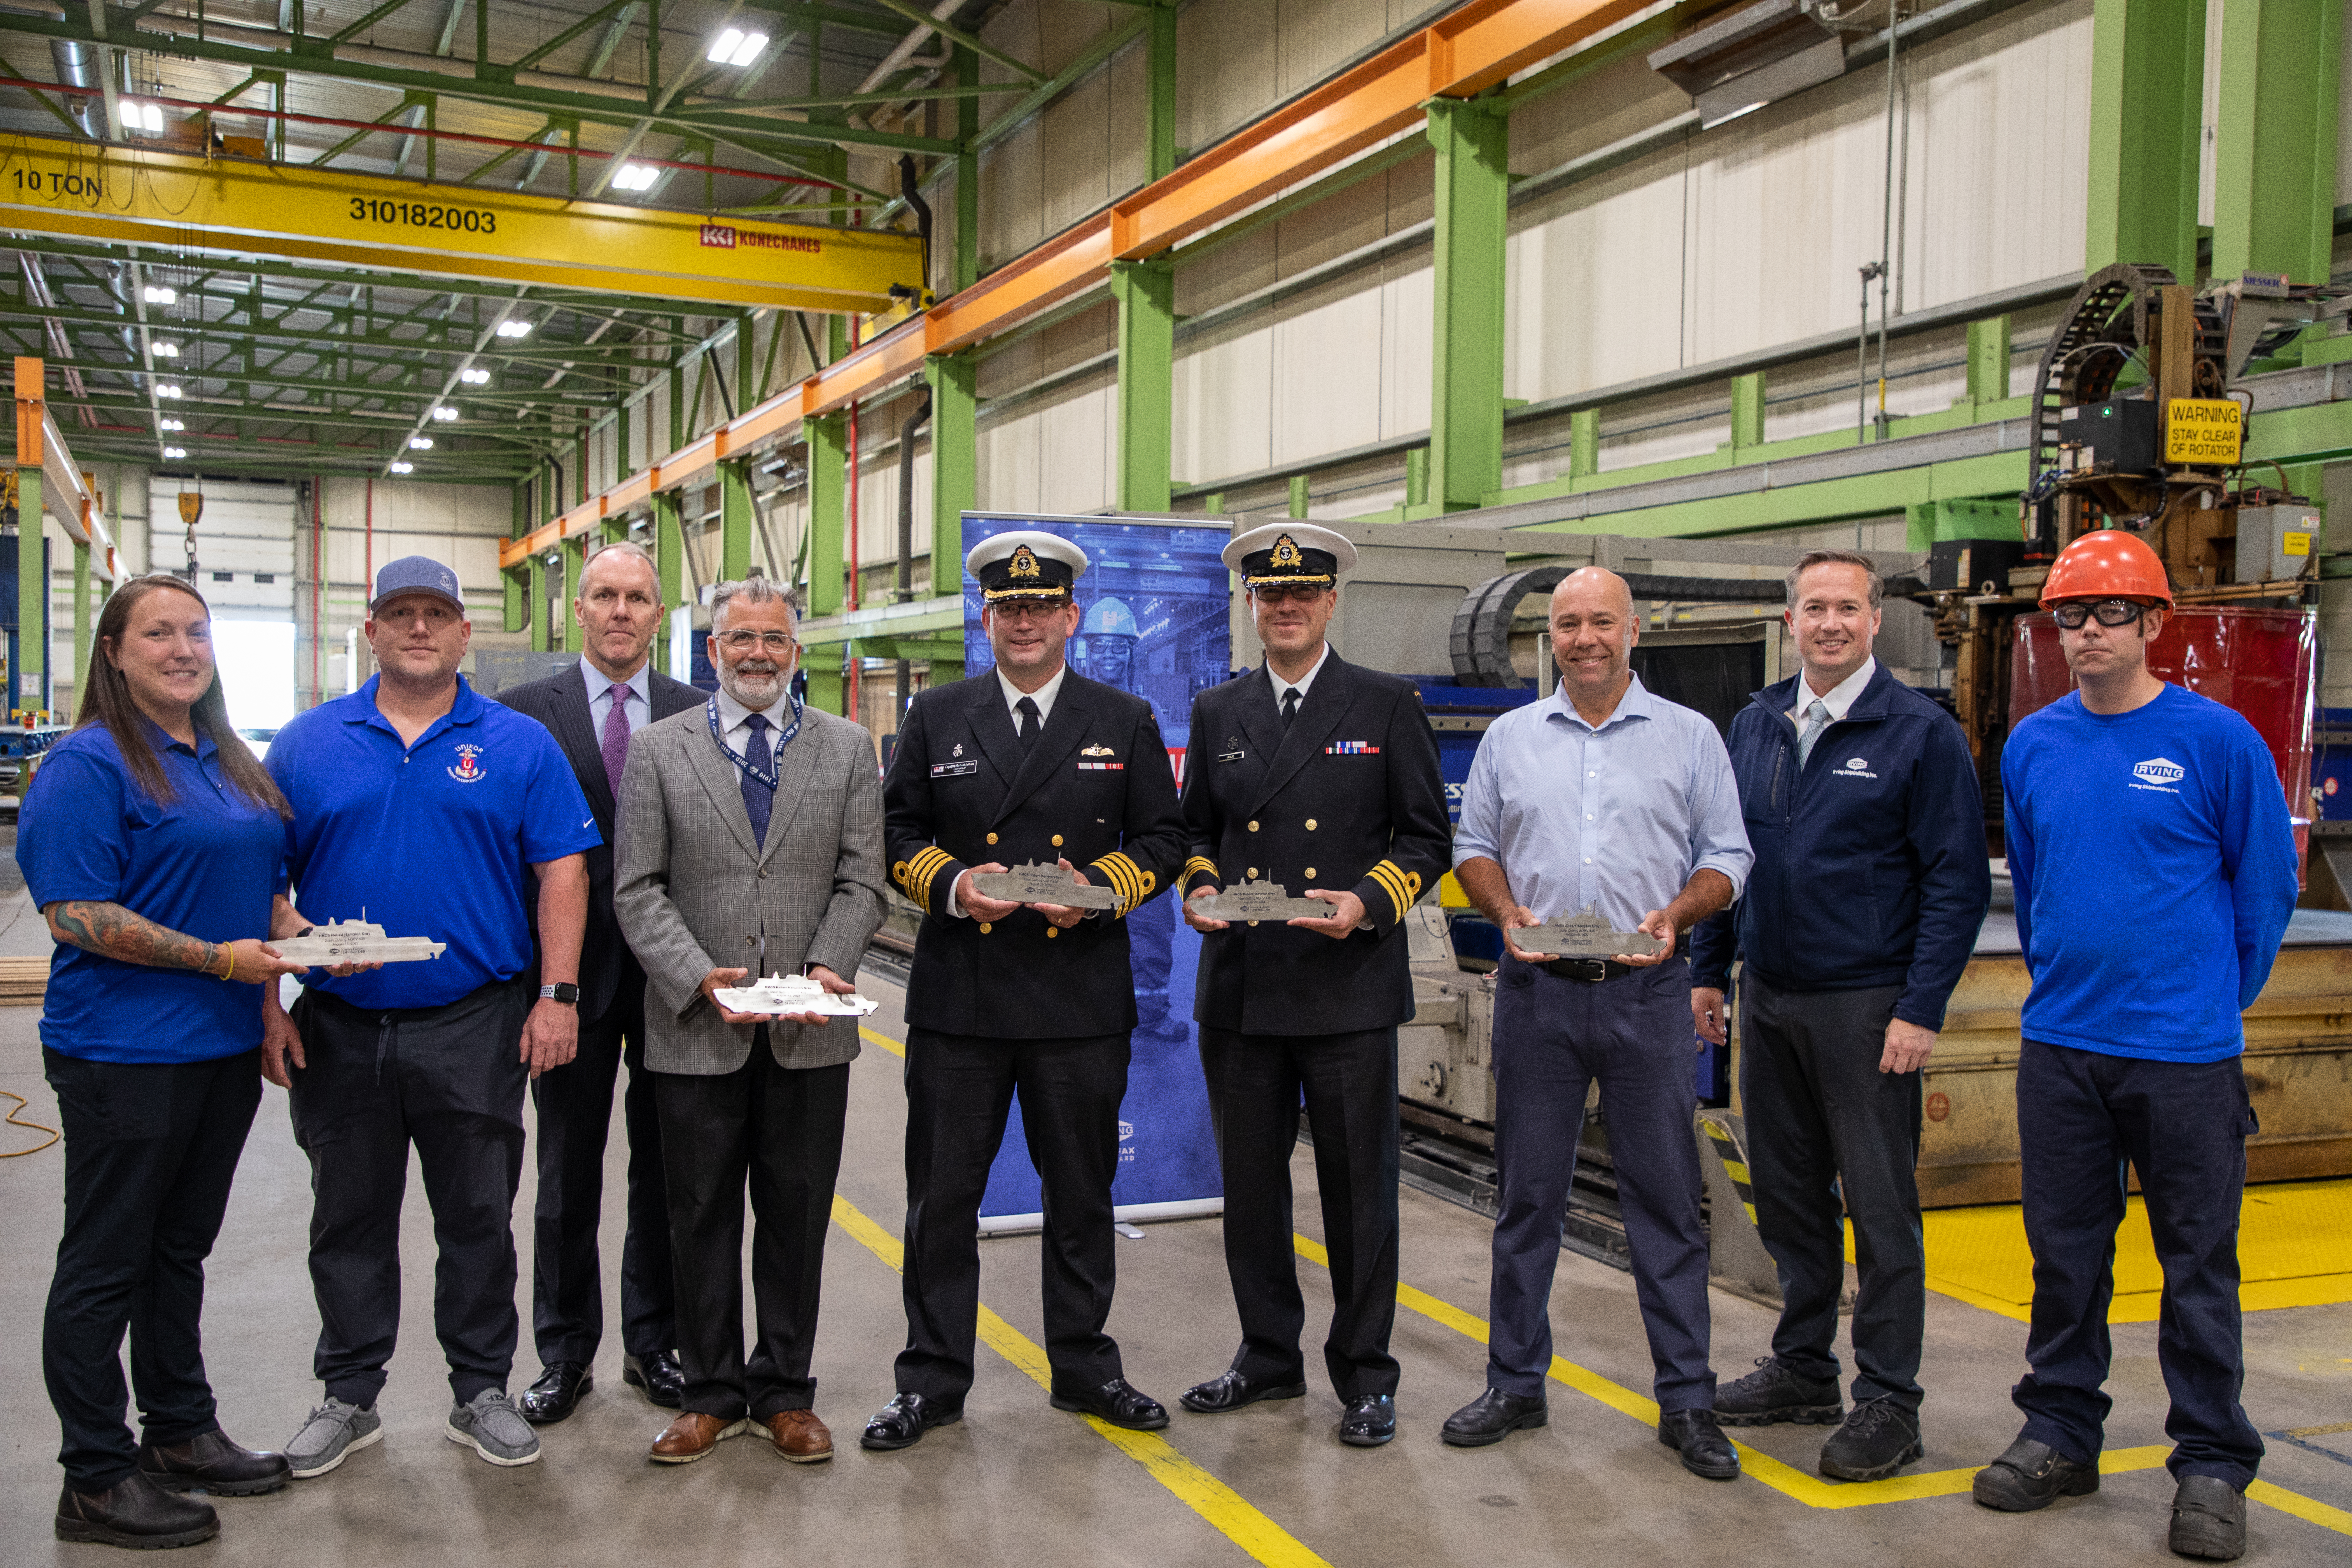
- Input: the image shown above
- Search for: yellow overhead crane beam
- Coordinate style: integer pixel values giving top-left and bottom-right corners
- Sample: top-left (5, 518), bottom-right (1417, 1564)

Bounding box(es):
top-left (0, 132), bottom-right (924, 313)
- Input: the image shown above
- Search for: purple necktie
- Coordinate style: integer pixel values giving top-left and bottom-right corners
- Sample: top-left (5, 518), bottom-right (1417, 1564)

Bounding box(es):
top-left (600, 684), bottom-right (631, 796)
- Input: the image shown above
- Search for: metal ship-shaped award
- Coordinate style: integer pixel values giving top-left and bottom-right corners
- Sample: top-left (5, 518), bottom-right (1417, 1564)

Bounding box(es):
top-left (1524, 904), bottom-right (1669, 959)
top-left (1193, 877), bottom-right (1370, 929)
top-left (969, 860), bottom-right (1119, 910)
top-left (712, 972), bottom-right (881, 1017)
top-left (272, 915), bottom-right (446, 965)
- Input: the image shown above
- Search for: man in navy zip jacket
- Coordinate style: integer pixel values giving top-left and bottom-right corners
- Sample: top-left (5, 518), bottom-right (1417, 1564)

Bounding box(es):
top-left (1691, 549), bottom-right (1989, 1483)
top-left (1970, 530), bottom-right (2296, 1564)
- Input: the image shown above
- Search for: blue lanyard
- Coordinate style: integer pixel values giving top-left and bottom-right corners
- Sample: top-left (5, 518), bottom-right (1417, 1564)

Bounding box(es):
top-left (706, 691), bottom-right (800, 789)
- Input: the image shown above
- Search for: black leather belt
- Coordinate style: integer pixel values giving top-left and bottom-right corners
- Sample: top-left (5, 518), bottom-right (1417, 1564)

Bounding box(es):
top-left (1537, 957), bottom-right (1634, 983)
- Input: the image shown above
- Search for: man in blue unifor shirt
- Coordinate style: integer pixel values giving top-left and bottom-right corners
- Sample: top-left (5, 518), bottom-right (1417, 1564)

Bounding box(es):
top-left (261, 556), bottom-right (598, 1481)
top-left (1973, 530), bottom-right (2297, 1564)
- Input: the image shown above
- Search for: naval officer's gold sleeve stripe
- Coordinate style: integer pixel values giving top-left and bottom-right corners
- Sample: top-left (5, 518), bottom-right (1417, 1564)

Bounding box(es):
top-left (1368, 861), bottom-right (1411, 921)
top-left (1183, 855), bottom-right (1218, 890)
top-left (908, 847), bottom-right (951, 905)
top-left (1097, 852), bottom-right (1145, 912)
top-left (1090, 856), bottom-right (1128, 908)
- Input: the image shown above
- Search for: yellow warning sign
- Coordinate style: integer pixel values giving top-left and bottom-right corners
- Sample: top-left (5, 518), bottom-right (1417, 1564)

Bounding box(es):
top-left (2165, 398), bottom-right (2244, 465)
top-left (2285, 531), bottom-right (2314, 556)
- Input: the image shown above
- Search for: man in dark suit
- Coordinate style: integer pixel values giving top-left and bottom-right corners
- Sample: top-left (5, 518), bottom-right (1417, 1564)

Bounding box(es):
top-left (1175, 523), bottom-right (1450, 1448)
top-left (863, 530), bottom-right (1189, 1451)
top-left (490, 540), bottom-right (704, 1423)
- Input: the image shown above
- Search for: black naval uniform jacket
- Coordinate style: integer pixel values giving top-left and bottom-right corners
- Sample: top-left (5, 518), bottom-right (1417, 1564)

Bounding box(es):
top-left (1180, 652), bottom-right (1452, 1036)
top-left (883, 668), bottom-right (1188, 1040)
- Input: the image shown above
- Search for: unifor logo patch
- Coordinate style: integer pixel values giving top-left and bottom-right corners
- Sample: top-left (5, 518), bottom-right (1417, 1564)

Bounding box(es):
top-left (2134, 756), bottom-right (2186, 787)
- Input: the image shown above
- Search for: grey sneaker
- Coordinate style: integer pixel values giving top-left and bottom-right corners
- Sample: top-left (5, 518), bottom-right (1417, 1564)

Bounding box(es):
top-left (445, 1390), bottom-right (540, 1468)
top-left (286, 1399), bottom-right (383, 1479)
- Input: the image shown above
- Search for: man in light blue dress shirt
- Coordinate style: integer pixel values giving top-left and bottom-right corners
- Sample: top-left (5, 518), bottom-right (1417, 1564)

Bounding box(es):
top-left (1439, 568), bottom-right (1752, 1482)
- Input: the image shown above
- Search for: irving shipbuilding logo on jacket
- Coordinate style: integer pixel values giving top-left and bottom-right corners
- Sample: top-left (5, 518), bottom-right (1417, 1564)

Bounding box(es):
top-left (2132, 756), bottom-right (2186, 793)
top-left (1829, 755), bottom-right (1877, 779)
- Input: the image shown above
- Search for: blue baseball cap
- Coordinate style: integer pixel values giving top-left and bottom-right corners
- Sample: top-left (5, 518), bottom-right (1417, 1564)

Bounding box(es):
top-left (370, 555), bottom-right (466, 614)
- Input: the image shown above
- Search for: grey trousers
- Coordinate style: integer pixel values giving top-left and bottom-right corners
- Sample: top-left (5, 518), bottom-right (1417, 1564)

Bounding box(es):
top-left (1739, 972), bottom-right (1924, 1410)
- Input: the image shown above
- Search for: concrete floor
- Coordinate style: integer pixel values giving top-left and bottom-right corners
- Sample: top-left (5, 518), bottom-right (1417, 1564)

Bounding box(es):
top-left (0, 899), bottom-right (2347, 1564)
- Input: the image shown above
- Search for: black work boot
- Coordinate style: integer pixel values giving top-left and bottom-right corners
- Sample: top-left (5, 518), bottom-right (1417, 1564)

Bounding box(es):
top-left (2169, 1475), bottom-right (2247, 1561)
top-left (139, 1428), bottom-right (293, 1496)
top-left (1817, 1396), bottom-right (1924, 1481)
top-left (55, 1469), bottom-right (220, 1548)
top-left (1712, 1355), bottom-right (1843, 1427)
top-left (1973, 1433), bottom-right (2100, 1511)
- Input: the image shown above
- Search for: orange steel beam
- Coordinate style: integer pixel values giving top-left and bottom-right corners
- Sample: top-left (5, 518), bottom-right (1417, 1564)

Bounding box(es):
top-left (502, 0), bottom-right (1649, 570)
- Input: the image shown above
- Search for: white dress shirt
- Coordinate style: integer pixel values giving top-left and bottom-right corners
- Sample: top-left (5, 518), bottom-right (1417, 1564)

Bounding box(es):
top-left (949, 661), bottom-right (1071, 918)
top-left (581, 658), bottom-right (652, 735)
top-left (712, 682), bottom-right (788, 755)
top-left (1267, 641), bottom-right (1332, 712)
top-left (1788, 656), bottom-right (1877, 724)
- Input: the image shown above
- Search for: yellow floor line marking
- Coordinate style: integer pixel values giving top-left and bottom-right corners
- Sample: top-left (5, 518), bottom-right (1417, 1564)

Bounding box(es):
top-left (1298, 1233), bottom-right (2350, 1532)
top-left (860, 1025), bottom-right (905, 1057)
top-left (839, 1023), bottom-right (1332, 1568)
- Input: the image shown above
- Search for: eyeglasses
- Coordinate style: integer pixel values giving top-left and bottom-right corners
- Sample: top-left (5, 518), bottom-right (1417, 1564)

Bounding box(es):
top-left (718, 630), bottom-right (796, 653)
top-left (1251, 584), bottom-right (1331, 605)
top-left (2050, 599), bottom-right (2147, 629)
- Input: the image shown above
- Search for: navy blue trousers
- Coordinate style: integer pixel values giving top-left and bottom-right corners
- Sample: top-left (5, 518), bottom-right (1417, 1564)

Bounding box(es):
top-left (2014, 1040), bottom-right (2263, 1488)
top-left (1487, 955), bottom-right (1713, 1410)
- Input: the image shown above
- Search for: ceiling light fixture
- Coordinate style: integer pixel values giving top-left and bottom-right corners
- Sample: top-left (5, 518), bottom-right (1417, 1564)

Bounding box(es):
top-left (409, 436), bottom-right (434, 450)
top-left (159, 417), bottom-right (183, 431)
top-left (705, 28), bottom-right (768, 66)
top-left (612, 163), bottom-right (661, 192)
top-left (153, 341), bottom-right (179, 357)
top-left (459, 367), bottom-right (491, 385)
top-left (142, 285), bottom-right (174, 305)
top-left (162, 446), bottom-right (186, 458)
top-left (125, 101), bottom-right (164, 134)
top-left (495, 319), bottom-right (532, 338)
top-left (390, 461), bottom-right (415, 474)
top-left (156, 383), bottom-right (183, 398)
top-left (431, 405), bottom-right (458, 421)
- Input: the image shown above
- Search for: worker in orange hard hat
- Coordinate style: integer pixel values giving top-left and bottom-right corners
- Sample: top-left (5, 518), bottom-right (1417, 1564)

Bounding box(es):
top-left (1975, 526), bottom-right (2298, 1561)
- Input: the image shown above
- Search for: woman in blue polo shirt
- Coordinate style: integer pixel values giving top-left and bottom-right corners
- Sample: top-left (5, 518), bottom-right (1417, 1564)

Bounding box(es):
top-left (20, 575), bottom-right (319, 1552)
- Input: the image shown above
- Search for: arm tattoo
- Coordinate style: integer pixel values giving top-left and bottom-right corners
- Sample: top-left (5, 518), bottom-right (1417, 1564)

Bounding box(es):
top-left (47, 900), bottom-right (220, 975)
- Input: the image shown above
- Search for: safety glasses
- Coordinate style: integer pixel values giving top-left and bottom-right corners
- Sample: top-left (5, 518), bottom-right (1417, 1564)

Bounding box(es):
top-left (2050, 598), bottom-right (2146, 630)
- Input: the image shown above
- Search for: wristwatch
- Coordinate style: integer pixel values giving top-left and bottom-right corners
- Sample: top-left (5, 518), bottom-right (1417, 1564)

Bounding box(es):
top-left (539, 982), bottom-right (580, 1004)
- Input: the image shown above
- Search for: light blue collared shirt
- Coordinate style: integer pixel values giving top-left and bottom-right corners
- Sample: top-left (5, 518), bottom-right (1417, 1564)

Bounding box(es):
top-left (579, 659), bottom-right (652, 737)
top-left (1454, 674), bottom-right (1752, 929)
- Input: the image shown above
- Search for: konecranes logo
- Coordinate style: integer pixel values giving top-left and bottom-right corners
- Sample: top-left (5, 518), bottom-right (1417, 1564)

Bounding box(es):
top-left (2134, 756), bottom-right (2186, 786)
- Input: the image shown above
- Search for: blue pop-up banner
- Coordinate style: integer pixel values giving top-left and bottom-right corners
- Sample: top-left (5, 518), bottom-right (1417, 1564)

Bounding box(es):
top-left (959, 512), bottom-right (1231, 1234)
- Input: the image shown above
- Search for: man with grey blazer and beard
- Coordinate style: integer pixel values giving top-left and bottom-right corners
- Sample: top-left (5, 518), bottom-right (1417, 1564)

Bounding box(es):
top-left (613, 575), bottom-right (887, 1468)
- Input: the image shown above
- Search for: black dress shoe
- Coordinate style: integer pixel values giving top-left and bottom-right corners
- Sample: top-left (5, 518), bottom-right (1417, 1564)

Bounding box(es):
top-left (138, 1428), bottom-right (291, 1497)
top-left (622, 1350), bottom-right (685, 1410)
top-left (1972, 1434), bottom-right (2099, 1511)
top-left (1441, 1388), bottom-right (1548, 1448)
top-left (518, 1361), bottom-right (593, 1426)
top-left (861, 1392), bottom-right (964, 1451)
top-left (56, 1470), bottom-right (219, 1548)
top-left (1658, 1408), bottom-right (1740, 1479)
top-left (1180, 1369), bottom-right (1308, 1414)
top-left (1050, 1378), bottom-right (1170, 1431)
top-left (2170, 1474), bottom-right (2248, 1561)
top-left (1339, 1394), bottom-right (1396, 1448)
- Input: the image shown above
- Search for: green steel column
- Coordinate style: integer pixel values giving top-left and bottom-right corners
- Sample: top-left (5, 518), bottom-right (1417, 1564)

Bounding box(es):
top-left (927, 352), bottom-right (977, 584)
top-left (1112, 261), bottom-right (1175, 514)
top-left (805, 413), bottom-right (848, 716)
top-left (528, 552), bottom-right (551, 654)
top-left (503, 569), bottom-right (525, 635)
top-left (1966, 316), bottom-right (2012, 404)
top-left (668, 318), bottom-right (687, 448)
top-left (1147, 1), bottom-right (1177, 183)
top-left (736, 316), bottom-right (758, 418)
top-left (2084, 0), bottom-right (2204, 283)
top-left (15, 474), bottom-right (40, 715)
top-left (718, 458), bottom-right (754, 581)
top-left (559, 534), bottom-right (586, 653)
top-left (71, 538), bottom-right (88, 701)
top-left (651, 491), bottom-right (685, 677)
top-left (1730, 372), bottom-right (1766, 451)
top-left (1427, 97), bottom-right (1510, 512)
top-left (1569, 410), bottom-right (1598, 480)
top-left (2213, 0), bottom-right (2342, 286)
top-left (1288, 475), bottom-right (1310, 518)
top-left (954, 47), bottom-right (980, 291)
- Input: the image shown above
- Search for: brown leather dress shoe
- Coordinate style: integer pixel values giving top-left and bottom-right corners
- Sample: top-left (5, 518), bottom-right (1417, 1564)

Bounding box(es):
top-left (764, 1410), bottom-right (833, 1464)
top-left (648, 1412), bottom-right (748, 1464)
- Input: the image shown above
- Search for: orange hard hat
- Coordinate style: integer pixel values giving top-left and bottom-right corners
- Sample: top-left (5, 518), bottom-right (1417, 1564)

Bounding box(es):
top-left (2038, 528), bottom-right (2174, 608)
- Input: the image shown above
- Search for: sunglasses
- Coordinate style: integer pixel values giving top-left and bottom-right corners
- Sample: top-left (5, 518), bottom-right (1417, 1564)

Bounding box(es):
top-left (2050, 599), bottom-right (2148, 630)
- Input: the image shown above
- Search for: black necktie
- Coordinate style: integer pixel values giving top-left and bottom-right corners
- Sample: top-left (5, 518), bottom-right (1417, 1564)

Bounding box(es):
top-left (1281, 688), bottom-right (1300, 730)
top-left (741, 713), bottom-right (774, 848)
top-left (1015, 695), bottom-right (1041, 751)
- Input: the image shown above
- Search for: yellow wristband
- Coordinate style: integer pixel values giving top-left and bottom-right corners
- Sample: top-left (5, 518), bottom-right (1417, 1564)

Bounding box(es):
top-left (221, 944), bottom-right (234, 982)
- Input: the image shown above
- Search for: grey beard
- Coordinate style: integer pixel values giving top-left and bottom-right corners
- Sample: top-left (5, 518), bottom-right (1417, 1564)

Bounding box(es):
top-left (720, 665), bottom-right (785, 709)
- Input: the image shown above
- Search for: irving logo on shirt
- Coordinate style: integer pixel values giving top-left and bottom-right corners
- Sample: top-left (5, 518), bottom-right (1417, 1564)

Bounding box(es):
top-left (2132, 756), bottom-right (2186, 793)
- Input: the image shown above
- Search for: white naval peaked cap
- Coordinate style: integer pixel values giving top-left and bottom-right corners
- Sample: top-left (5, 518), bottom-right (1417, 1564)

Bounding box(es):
top-left (966, 529), bottom-right (1089, 602)
top-left (1222, 521), bottom-right (1358, 584)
